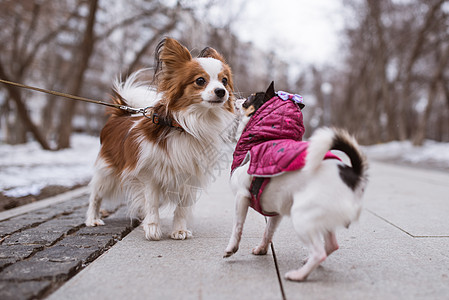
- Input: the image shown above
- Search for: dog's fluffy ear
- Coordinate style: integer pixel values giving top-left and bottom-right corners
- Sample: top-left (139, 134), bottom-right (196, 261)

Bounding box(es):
top-left (264, 81), bottom-right (276, 101)
top-left (198, 47), bottom-right (227, 63)
top-left (155, 38), bottom-right (192, 71)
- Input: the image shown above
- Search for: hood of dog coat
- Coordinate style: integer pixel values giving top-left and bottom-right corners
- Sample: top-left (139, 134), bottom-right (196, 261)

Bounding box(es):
top-left (231, 95), bottom-right (305, 174)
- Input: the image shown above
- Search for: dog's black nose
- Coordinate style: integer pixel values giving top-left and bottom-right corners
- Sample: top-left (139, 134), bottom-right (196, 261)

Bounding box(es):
top-left (214, 88), bottom-right (226, 98)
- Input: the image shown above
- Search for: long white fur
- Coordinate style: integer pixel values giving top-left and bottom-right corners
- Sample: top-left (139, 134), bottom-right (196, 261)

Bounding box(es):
top-left (113, 69), bottom-right (162, 109)
top-left (86, 67), bottom-right (235, 241)
top-left (224, 120), bottom-right (367, 281)
top-left (302, 127), bottom-right (335, 172)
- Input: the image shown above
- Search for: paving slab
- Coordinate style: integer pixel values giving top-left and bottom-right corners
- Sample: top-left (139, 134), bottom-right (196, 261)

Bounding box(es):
top-left (0, 187), bottom-right (89, 221)
top-left (363, 162), bottom-right (449, 237)
top-left (44, 161), bottom-right (449, 299)
top-left (0, 280), bottom-right (52, 300)
top-left (0, 192), bottom-right (138, 300)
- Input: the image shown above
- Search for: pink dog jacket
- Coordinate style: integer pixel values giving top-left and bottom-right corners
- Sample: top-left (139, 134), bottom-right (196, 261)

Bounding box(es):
top-left (231, 94), bottom-right (339, 216)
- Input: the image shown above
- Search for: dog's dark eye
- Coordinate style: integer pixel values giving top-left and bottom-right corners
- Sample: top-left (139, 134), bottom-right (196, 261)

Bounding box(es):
top-left (222, 77), bottom-right (228, 86)
top-left (195, 77), bottom-right (206, 86)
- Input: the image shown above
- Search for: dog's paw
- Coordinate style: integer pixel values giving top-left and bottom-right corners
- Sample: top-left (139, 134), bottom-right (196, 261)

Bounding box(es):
top-left (223, 245), bottom-right (239, 258)
top-left (170, 230), bottom-right (192, 240)
top-left (85, 218), bottom-right (105, 227)
top-left (223, 251), bottom-right (235, 258)
top-left (143, 223), bottom-right (162, 241)
top-left (285, 269), bottom-right (307, 282)
top-left (252, 245), bottom-right (268, 255)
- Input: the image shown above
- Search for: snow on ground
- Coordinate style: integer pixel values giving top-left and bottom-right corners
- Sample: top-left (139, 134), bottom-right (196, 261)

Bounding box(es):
top-left (0, 135), bottom-right (100, 197)
top-left (0, 135), bottom-right (448, 199)
top-left (363, 140), bottom-right (449, 171)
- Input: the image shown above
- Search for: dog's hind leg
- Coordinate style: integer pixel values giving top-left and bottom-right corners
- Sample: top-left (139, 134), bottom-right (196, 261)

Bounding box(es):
top-left (142, 185), bottom-right (162, 241)
top-left (324, 231), bottom-right (339, 256)
top-left (285, 235), bottom-right (327, 281)
top-left (224, 194), bottom-right (250, 258)
top-left (85, 192), bottom-right (105, 226)
top-left (252, 215), bottom-right (282, 255)
top-left (85, 163), bottom-right (118, 227)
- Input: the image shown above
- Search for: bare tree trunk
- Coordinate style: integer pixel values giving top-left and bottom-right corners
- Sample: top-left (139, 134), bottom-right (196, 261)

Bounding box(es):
top-left (413, 45), bottom-right (449, 146)
top-left (367, 0), bottom-right (397, 141)
top-left (398, 0), bottom-right (446, 141)
top-left (56, 0), bottom-right (98, 149)
top-left (311, 67), bottom-right (326, 127)
top-left (0, 63), bottom-right (52, 150)
top-left (1, 98), bottom-right (26, 144)
top-left (442, 73), bottom-right (449, 111)
top-left (41, 96), bottom-right (57, 139)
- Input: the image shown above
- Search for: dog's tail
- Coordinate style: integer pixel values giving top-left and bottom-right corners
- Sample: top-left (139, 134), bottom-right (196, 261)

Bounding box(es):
top-left (107, 90), bottom-right (129, 117)
top-left (304, 127), bottom-right (368, 190)
top-left (109, 69), bottom-right (160, 117)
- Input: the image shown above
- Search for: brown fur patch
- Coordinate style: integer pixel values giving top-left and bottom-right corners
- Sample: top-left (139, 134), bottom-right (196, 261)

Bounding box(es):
top-left (99, 116), bottom-right (140, 174)
top-left (99, 104), bottom-right (176, 174)
top-left (200, 47), bottom-right (226, 62)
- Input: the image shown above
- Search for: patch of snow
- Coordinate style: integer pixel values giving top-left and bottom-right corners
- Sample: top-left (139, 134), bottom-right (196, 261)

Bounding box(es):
top-left (363, 140), bottom-right (449, 170)
top-left (0, 134), bottom-right (100, 197)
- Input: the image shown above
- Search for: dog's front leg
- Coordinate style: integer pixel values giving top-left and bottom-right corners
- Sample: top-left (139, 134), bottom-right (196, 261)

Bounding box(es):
top-left (224, 194), bottom-right (250, 258)
top-left (142, 186), bottom-right (162, 241)
top-left (171, 204), bottom-right (193, 240)
top-left (252, 215), bottom-right (282, 255)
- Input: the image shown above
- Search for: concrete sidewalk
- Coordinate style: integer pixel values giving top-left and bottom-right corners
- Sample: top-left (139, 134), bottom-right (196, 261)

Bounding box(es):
top-left (45, 162), bottom-right (449, 300)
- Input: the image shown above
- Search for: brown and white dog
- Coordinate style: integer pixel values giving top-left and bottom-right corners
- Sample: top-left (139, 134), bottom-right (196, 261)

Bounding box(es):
top-left (85, 38), bottom-right (235, 240)
top-left (224, 86), bottom-right (368, 281)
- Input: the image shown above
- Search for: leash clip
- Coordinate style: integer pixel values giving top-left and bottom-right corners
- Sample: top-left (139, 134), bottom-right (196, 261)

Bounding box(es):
top-left (119, 105), bottom-right (142, 114)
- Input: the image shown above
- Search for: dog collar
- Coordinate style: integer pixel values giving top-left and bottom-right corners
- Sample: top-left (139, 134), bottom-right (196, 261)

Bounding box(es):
top-left (150, 112), bottom-right (184, 132)
top-left (131, 108), bottom-right (184, 132)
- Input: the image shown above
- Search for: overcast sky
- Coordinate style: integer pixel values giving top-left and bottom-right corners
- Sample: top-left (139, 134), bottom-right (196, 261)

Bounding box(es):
top-left (231, 0), bottom-right (346, 65)
top-left (167, 0), bottom-right (347, 65)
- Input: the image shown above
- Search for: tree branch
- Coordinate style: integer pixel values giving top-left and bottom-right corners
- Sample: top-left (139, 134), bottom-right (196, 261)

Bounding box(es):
top-left (0, 61), bottom-right (52, 150)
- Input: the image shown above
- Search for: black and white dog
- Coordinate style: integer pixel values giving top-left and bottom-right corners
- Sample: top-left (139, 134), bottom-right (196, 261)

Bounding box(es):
top-left (224, 84), bottom-right (369, 281)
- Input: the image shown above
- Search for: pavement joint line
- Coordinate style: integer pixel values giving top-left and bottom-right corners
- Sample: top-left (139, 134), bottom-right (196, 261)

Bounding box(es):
top-left (264, 216), bottom-right (286, 300)
top-left (0, 207), bottom-right (94, 271)
top-left (0, 186), bottom-right (90, 221)
top-left (270, 241), bottom-right (287, 300)
top-left (366, 209), bottom-right (449, 238)
top-left (411, 235), bottom-right (449, 238)
top-left (366, 209), bottom-right (414, 237)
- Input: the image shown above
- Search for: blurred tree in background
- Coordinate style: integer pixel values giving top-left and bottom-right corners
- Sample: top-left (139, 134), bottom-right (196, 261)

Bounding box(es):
top-left (0, 0), bottom-right (290, 149)
top-left (0, 0), bottom-right (448, 149)
top-left (310, 0), bottom-right (449, 145)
